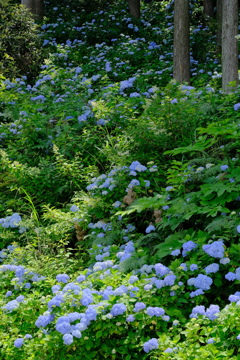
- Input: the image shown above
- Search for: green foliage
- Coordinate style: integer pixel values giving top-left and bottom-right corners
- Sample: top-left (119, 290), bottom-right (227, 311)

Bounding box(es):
top-left (0, 0), bottom-right (44, 81)
top-left (1, 0), bottom-right (240, 358)
top-left (156, 303), bottom-right (240, 359)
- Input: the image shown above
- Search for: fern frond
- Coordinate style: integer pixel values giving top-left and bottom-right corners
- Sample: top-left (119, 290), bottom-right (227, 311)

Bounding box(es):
top-left (120, 252), bottom-right (148, 273)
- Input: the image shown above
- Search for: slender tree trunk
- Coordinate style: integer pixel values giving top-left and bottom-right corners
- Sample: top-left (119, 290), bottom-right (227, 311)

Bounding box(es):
top-left (216, 0), bottom-right (222, 52)
top-left (222, 0), bottom-right (238, 92)
top-left (173, 0), bottom-right (190, 83)
top-left (203, 0), bottom-right (215, 17)
top-left (128, 0), bottom-right (140, 18)
top-left (21, 0), bottom-right (44, 21)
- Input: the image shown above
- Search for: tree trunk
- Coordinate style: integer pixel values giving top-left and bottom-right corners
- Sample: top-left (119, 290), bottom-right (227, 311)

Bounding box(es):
top-left (216, 0), bottom-right (222, 52)
top-left (173, 0), bottom-right (190, 83)
top-left (222, 0), bottom-right (238, 92)
top-left (203, 0), bottom-right (215, 17)
top-left (128, 0), bottom-right (140, 18)
top-left (21, 0), bottom-right (44, 21)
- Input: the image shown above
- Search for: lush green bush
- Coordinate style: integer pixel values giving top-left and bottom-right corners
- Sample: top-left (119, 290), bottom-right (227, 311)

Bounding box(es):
top-left (0, 0), bottom-right (44, 81)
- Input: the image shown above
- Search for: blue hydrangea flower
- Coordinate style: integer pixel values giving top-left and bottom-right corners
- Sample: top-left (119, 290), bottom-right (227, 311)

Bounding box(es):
top-left (48, 294), bottom-right (64, 310)
top-left (202, 240), bottom-right (225, 258)
top-left (56, 322), bottom-right (72, 334)
top-left (220, 165), bottom-right (228, 171)
top-left (130, 92), bottom-right (140, 98)
top-left (162, 205), bottom-right (169, 210)
top-left (127, 179), bottom-right (140, 188)
top-left (164, 274), bottom-right (176, 286)
top-left (204, 263), bottom-right (219, 274)
top-left (234, 103), bottom-right (240, 111)
top-left (56, 274), bottom-right (70, 283)
top-left (133, 302), bottom-right (146, 312)
top-left (70, 205), bottom-right (79, 212)
top-left (171, 249), bottom-right (180, 256)
top-left (145, 225), bottom-right (156, 233)
top-left (129, 276), bottom-right (138, 284)
top-left (190, 289), bottom-right (204, 298)
top-left (220, 258), bottom-right (230, 265)
top-left (155, 263), bottom-right (169, 277)
top-left (126, 315), bottom-right (135, 322)
top-left (180, 263), bottom-right (188, 271)
top-left (182, 241), bottom-right (197, 256)
top-left (2, 300), bottom-right (19, 311)
top-left (16, 295), bottom-right (24, 303)
top-left (35, 313), bottom-right (54, 328)
top-left (110, 303), bottom-right (126, 316)
top-left (63, 333), bottom-right (73, 345)
top-left (146, 306), bottom-right (165, 317)
top-left (85, 306), bottom-right (97, 322)
top-left (229, 294), bottom-right (240, 302)
top-left (81, 292), bottom-right (93, 307)
top-left (112, 201), bottom-right (122, 208)
top-left (173, 320), bottom-right (179, 326)
top-left (205, 304), bottom-right (220, 320)
top-left (154, 279), bottom-right (165, 289)
top-left (193, 274), bottom-right (213, 290)
top-left (144, 284), bottom-right (153, 290)
top-left (14, 338), bottom-right (24, 348)
top-left (72, 330), bottom-right (82, 338)
top-left (190, 264), bottom-right (198, 271)
top-left (225, 272), bottom-right (236, 281)
top-left (207, 338), bottom-right (215, 344)
top-left (143, 338), bottom-right (158, 353)
top-left (52, 285), bottom-right (61, 294)
top-left (235, 267), bottom-right (240, 280)
top-left (76, 274), bottom-right (86, 283)
top-left (190, 305), bottom-right (206, 318)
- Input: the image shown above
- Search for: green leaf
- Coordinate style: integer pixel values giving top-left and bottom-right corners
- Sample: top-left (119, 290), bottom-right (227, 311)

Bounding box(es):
top-left (96, 330), bottom-right (102, 339)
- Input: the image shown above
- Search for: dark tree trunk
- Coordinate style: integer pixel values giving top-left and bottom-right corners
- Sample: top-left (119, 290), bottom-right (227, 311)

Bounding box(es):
top-left (173, 0), bottom-right (190, 83)
top-left (21, 0), bottom-right (44, 21)
top-left (203, 0), bottom-right (215, 17)
top-left (128, 0), bottom-right (140, 18)
top-left (216, 0), bottom-right (222, 52)
top-left (222, 0), bottom-right (238, 92)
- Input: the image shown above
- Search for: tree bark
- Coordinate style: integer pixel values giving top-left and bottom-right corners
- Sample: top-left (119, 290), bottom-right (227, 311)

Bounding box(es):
top-left (216, 0), bottom-right (222, 52)
top-left (222, 0), bottom-right (238, 92)
top-left (203, 0), bottom-right (215, 17)
top-left (173, 0), bottom-right (190, 83)
top-left (21, 0), bottom-right (44, 21)
top-left (128, 0), bottom-right (140, 18)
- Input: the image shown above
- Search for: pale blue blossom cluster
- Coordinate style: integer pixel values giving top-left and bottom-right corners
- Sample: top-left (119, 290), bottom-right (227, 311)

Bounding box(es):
top-left (190, 304), bottom-right (220, 320)
top-left (143, 338), bottom-right (158, 353)
top-left (0, 213), bottom-right (21, 229)
top-left (203, 240), bottom-right (225, 259)
top-left (86, 161), bottom-right (152, 201)
top-left (225, 266), bottom-right (240, 281)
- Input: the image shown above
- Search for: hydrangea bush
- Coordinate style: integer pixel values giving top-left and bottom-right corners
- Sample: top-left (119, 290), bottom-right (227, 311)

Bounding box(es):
top-left (0, 0), bottom-right (240, 359)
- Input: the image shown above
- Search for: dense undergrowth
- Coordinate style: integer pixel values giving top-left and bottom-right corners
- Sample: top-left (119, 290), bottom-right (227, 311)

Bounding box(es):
top-left (0, 0), bottom-right (240, 359)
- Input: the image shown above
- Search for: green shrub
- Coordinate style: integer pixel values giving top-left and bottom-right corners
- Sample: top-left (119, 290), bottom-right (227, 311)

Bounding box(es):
top-left (0, 0), bottom-right (44, 81)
